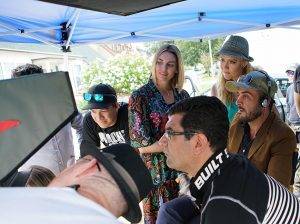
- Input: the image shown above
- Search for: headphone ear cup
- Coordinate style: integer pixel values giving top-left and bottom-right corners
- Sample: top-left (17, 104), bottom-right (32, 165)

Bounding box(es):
top-left (261, 99), bottom-right (268, 108)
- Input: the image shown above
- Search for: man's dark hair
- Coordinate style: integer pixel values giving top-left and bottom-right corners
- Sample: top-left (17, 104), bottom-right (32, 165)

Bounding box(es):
top-left (168, 96), bottom-right (229, 152)
top-left (12, 64), bottom-right (43, 78)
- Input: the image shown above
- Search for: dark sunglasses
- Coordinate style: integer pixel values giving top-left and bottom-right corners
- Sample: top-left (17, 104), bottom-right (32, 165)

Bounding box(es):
top-left (83, 93), bottom-right (104, 102)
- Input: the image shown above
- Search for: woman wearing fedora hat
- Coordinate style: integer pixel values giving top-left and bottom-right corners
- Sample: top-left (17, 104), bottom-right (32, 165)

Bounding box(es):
top-left (211, 35), bottom-right (254, 122)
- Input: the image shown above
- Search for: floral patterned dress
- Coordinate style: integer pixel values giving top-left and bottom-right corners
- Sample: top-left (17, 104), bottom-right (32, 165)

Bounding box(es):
top-left (128, 79), bottom-right (189, 224)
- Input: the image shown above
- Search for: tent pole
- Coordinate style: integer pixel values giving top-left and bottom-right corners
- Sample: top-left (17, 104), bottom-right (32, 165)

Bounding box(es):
top-left (137, 18), bottom-right (197, 35)
top-left (202, 18), bottom-right (262, 26)
top-left (66, 9), bottom-right (81, 49)
top-left (63, 52), bottom-right (69, 72)
top-left (0, 21), bottom-right (59, 49)
top-left (0, 26), bottom-right (61, 37)
top-left (274, 26), bottom-right (300, 31)
top-left (66, 9), bottom-right (80, 28)
top-left (80, 33), bottom-right (130, 44)
top-left (137, 33), bottom-right (178, 39)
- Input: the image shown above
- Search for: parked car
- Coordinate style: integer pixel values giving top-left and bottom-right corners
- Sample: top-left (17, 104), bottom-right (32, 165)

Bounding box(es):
top-left (274, 77), bottom-right (291, 97)
top-left (183, 75), bottom-right (199, 97)
top-left (274, 87), bottom-right (287, 122)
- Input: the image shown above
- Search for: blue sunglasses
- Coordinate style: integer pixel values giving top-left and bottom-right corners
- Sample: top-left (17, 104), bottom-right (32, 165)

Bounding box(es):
top-left (83, 93), bottom-right (104, 102)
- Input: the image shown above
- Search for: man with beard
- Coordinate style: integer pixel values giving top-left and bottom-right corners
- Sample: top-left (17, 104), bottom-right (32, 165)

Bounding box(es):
top-left (225, 70), bottom-right (296, 188)
top-left (81, 83), bottom-right (129, 156)
top-left (158, 96), bottom-right (299, 224)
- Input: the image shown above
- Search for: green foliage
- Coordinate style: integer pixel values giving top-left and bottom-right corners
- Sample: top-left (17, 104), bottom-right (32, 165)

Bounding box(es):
top-left (82, 53), bottom-right (150, 94)
top-left (145, 38), bottom-right (225, 73)
top-left (200, 53), bottom-right (212, 76)
top-left (144, 40), bottom-right (175, 55)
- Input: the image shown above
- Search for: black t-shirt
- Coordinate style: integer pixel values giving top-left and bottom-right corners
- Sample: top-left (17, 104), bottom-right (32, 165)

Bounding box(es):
top-left (81, 103), bottom-right (129, 154)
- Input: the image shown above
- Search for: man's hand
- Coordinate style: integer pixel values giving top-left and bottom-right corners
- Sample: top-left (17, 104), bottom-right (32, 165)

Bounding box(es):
top-left (157, 134), bottom-right (168, 152)
top-left (48, 156), bottom-right (97, 187)
top-left (138, 135), bottom-right (168, 154)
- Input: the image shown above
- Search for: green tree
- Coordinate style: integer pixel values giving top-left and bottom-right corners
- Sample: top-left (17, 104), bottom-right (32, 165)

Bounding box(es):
top-left (145, 37), bottom-right (225, 74)
top-left (82, 53), bottom-right (150, 95)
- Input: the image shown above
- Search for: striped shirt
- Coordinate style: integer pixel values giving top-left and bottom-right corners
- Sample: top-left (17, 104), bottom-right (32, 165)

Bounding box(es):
top-left (190, 151), bottom-right (300, 224)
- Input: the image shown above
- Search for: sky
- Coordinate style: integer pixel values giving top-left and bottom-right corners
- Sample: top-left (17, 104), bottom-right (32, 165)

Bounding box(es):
top-left (238, 28), bottom-right (300, 78)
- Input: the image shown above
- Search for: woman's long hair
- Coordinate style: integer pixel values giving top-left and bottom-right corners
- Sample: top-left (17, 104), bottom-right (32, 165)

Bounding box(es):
top-left (151, 44), bottom-right (185, 91)
top-left (217, 62), bottom-right (254, 104)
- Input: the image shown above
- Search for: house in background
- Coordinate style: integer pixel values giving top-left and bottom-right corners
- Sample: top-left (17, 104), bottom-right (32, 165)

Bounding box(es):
top-left (0, 42), bottom-right (133, 94)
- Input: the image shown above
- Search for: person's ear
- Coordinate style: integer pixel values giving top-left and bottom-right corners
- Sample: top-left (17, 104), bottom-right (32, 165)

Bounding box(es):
top-left (114, 102), bottom-right (120, 110)
top-left (192, 133), bottom-right (209, 156)
top-left (77, 158), bottom-right (99, 178)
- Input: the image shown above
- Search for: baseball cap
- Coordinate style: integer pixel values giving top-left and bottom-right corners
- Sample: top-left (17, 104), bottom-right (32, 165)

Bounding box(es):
top-left (225, 70), bottom-right (278, 99)
top-left (80, 142), bottom-right (153, 223)
top-left (83, 83), bottom-right (117, 110)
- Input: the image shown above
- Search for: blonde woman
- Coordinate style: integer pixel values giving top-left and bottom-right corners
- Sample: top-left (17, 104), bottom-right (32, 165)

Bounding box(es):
top-left (211, 35), bottom-right (254, 122)
top-left (128, 44), bottom-right (189, 224)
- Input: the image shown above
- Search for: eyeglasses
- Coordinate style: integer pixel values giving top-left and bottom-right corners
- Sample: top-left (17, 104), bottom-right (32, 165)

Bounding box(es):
top-left (165, 129), bottom-right (199, 140)
top-left (83, 93), bottom-right (104, 102)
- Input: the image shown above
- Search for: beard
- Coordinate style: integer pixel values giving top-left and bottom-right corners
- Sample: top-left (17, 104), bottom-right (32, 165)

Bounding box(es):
top-left (237, 106), bottom-right (262, 123)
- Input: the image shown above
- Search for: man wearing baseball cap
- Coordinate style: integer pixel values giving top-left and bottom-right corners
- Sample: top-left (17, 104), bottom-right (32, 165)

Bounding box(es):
top-left (81, 83), bottom-right (129, 155)
top-left (225, 70), bottom-right (296, 188)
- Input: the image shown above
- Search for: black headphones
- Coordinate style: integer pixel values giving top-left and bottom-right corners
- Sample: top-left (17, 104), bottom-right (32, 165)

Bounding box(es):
top-left (258, 70), bottom-right (272, 108)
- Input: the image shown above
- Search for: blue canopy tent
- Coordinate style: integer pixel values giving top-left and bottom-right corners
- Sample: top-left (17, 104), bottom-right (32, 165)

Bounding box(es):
top-left (1, 0), bottom-right (300, 51)
top-left (0, 0), bottom-right (299, 185)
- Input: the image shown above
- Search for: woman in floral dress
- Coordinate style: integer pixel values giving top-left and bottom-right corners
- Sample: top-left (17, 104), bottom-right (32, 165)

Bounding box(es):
top-left (128, 44), bottom-right (189, 224)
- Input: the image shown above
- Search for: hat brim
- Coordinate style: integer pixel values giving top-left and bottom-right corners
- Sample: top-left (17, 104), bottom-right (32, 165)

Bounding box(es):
top-left (225, 81), bottom-right (252, 93)
top-left (216, 50), bottom-right (254, 62)
top-left (82, 102), bottom-right (115, 110)
top-left (81, 142), bottom-right (142, 223)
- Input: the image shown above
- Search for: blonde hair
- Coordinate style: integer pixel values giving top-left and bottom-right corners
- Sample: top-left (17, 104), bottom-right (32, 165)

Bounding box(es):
top-left (26, 165), bottom-right (55, 187)
top-left (151, 44), bottom-right (185, 91)
top-left (217, 62), bottom-right (254, 104)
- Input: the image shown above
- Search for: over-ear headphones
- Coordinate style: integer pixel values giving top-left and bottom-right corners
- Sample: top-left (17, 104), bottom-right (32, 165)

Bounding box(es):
top-left (258, 70), bottom-right (272, 108)
top-left (261, 98), bottom-right (268, 108)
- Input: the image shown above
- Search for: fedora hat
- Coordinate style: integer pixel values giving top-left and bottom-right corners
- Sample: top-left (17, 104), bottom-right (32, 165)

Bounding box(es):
top-left (217, 35), bottom-right (254, 62)
top-left (81, 142), bottom-right (153, 223)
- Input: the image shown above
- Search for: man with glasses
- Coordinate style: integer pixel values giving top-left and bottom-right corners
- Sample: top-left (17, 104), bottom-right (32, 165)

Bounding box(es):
top-left (225, 70), bottom-right (296, 188)
top-left (81, 83), bottom-right (129, 155)
top-left (0, 143), bottom-right (153, 224)
top-left (158, 96), bottom-right (299, 224)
